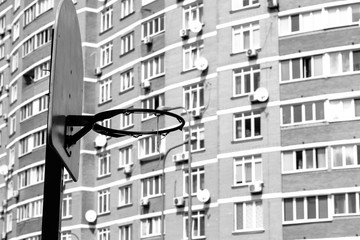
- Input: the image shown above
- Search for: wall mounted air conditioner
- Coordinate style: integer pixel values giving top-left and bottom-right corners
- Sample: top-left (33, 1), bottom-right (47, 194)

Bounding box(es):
top-left (140, 197), bottom-right (149, 206)
top-left (173, 196), bottom-right (185, 207)
top-left (143, 36), bottom-right (152, 45)
top-left (246, 48), bottom-right (257, 58)
top-left (6, 25), bottom-right (11, 32)
top-left (141, 80), bottom-right (151, 89)
top-left (179, 28), bottom-right (189, 38)
top-left (192, 108), bottom-right (202, 119)
top-left (5, 54), bottom-right (10, 62)
top-left (124, 165), bottom-right (132, 175)
top-left (0, 28), bottom-right (5, 36)
top-left (13, 190), bottom-right (19, 199)
top-left (172, 151), bottom-right (189, 163)
top-left (249, 181), bottom-right (264, 194)
top-left (267, 0), bottom-right (279, 9)
top-left (94, 67), bottom-right (102, 76)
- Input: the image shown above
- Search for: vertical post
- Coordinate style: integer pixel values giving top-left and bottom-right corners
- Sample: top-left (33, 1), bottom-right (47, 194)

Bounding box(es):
top-left (187, 112), bottom-right (192, 240)
top-left (41, 145), bottom-right (64, 240)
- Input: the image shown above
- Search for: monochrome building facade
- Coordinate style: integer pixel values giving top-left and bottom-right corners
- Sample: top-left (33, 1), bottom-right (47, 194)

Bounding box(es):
top-left (0, 0), bottom-right (360, 240)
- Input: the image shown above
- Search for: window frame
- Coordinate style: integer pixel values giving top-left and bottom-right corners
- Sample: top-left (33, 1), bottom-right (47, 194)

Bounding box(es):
top-left (100, 6), bottom-right (113, 33)
top-left (120, 69), bottom-right (134, 92)
top-left (233, 154), bottom-right (262, 186)
top-left (282, 147), bottom-right (327, 173)
top-left (99, 77), bottom-right (112, 104)
top-left (183, 167), bottom-right (205, 196)
top-left (98, 152), bottom-right (111, 177)
top-left (98, 189), bottom-right (110, 215)
top-left (233, 64), bottom-right (260, 97)
top-left (233, 111), bottom-right (261, 141)
top-left (183, 42), bottom-right (204, 71)
top-left (234, 200), bottom-right (263, 232)
top-left (119, 185), bottom-right (132, 207)
top-left (183, 124), bottom-right (205, 152)
top-left (232, 21), bottom-right (260, 53)
top-left (141, 175), bottom-right (162, 198)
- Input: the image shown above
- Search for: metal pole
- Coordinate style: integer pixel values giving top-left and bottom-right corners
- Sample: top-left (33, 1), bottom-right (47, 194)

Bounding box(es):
top-left (41, 145), bottom-right (64, 240)
top-left (161, 142), bottom-right (187, 240)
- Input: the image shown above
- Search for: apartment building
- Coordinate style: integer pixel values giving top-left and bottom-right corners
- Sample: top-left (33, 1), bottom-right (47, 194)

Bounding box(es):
top-left (0, 0), bottom-right (360, 240)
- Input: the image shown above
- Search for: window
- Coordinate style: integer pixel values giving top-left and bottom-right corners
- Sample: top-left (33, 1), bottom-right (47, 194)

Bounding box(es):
top-left (14, 0), bottom-right (20, 10)
top-left (10, 83), bottom-right (17, 103)
top-left (234, 155), bottom-right (262, 185)
top-left (329, 50), bottom-right (360, 75)
top-left (13, 21), bottom-right (20, 42)
top-left (141, 175), bottom-right (161, 198)
top-left (142, 15), bottom-right (165, 39)
top-left (141, 216), bottom-right (161, 238)
top-left (24, 3), bottom-right (36, 26)
top-left (281, 101), bottom-right (325, 125)
top-left (0, 15), bottom-right (5, 30)
top-left (119, 185), bottom-right (132, 206)
top-left (61, 232), bottom-right (73, 240)
top-left (326, 4), bottom-right (360, 29)
top-left (20, 103), bottom-right (33, 121)
top-left (184, 167), bottom-right (204, 196)
top-left (121, 0), bottom-right (134, 19)
top-left (234, 111), bottom-right (261, 140)
top-left (280, 55), bottom-right (323, 81)
top-left (19, 136), bottom-right (32, 156)
top-left (120, 69), bottom-right (134, 92)
top-left (18, 164), bottom-right (45, 189)
top-left (331, 144), bottom-right (360, 168)
top-left (119, 225), bottom-right (132, 240)
top-left (34, 129), bottom-right (46, 148)
top-left (233, 65), bottom-right (260, 96)
top-left (279, 11), bottom-right (322, 36)
top-left (100, 6), bottom-right (113, 32)
top-left (23, 38), bottom-right (34, 56)
top-left (37, 95), bottom-right (48, 113)
top-left (99, 78), bottom-right (112, 104)
top-left (232, 0), bottom-right (259, 10)
top-left (328, 98), bottom-right (360, 121)
top-left (9, 115), bottom-right (16, 135)
top-left (6, 213), bottom-right (12, 232)
top-left (141, 94), bottom-right (164, 120)
top-left (62, 194), bottom-right (72, 218)
top-left (119, 146), bottom-right (132, 167)
top-left (98, 189), bottom-right (110, 214)
top-left (183, 2), bottom-right (203, 29)
top-left (235, 201), bottom-right (263, 231)
top-left (121, 32), bottom-right (134, 55)
top-left (98, 152), bottom-right (111, 177)
top-left (141, 54), bottom-right (165, 81)
top-left (100, 42), bottom-right (113, 67)
top-left (284, 195), bottom-right (329, 223)
top-left (0, 45), bottom-right (4, 59)
top-left (35, 28), bottom-right (52, 48)
top-left (37, 0), bottom-right (54, 16)
top-left (184, 83), bottom-right (204, 111)
top-left (9, 147), bottom-right (15, 167)
top-left (11, 52), bottom-right (19, 73)
top-left (184, 211), bottom-right (205, 239)
top-left (233, 22), bottom-right (260, 53)
top-left (183, 42), bottom-right (203, 71)
top-left (17, 199), bottom-right (43, 222)
top-left (139, 135), bottom-right (165, 159)
top-left (120, 110), bottom-right (133, 129)
top-left (97, 227), bottom-right (110, 240)
top-left (184, 124), bottom-right (205, 152)
top-left (34, 61), bottom-right (50, 81)
top-left (282, 147), bottom-right (327, 173)
top-left (334, 192), bottom-right (360, 215)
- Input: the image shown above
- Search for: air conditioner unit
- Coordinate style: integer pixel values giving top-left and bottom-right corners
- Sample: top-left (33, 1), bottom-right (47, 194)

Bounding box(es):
top-left (124, 165), bottom-right (132, 175)
top-left (192, 108), bottom-right (202, 118)
top-left (1, 232), bottom-right (6, 240)
top-left (267, 0), bottom-right (279, 9)
top-left (0, 28), bottom-right (5, 36)
top-left (246, 48), bottom-right (257, 58)
top-left (173, 196), bottom-right (185, 207)
top-left (249, 181), bottom-right (264, 194)
top-left (140, 197), bottom-right (149, 206)
top-left (2, 200), bottom-right (6, 207)
top-left (172, 151), bottom-right (189, 163)
top-left (3, 114), bottom-right (7, 121)
top-left (143, 36), bottom-right (152, 45)
top-left (141, 80), bottom-right (151, 89)
top-left (5, 54), bottom-right (10, 62)
top-left (179, 28), bottom-right (189, 38)
top-left (13, 190), bottom-right (19, 199)
top-left (94, 67), bottom-right (102, 76)
top-left (6, 24), bottom-right (11, 32)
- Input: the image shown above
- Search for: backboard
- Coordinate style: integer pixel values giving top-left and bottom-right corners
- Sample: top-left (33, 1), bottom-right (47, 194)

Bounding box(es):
top-left (47, 0), bottom-right (83, 181)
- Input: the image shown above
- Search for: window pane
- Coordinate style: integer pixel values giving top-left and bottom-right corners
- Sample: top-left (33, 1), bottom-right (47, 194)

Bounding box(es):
top-left (335, 194), bottom-right (345, 214)
top-left (279, 17), bottom-right (290, 35)
top-left (333, 146), bottom-right (343, 167)
top-left (353, 51), bottom-right (360, 71)
top-left (303, 57), bottom-right (311, 78)
top-left (355, 99), bottom-right (360, 117)
top-left (245, 203), bottom-right (253, 229)
top-left (236, 164), bottom-right (243, 184)
top-left (254, 72), bottom-right (260, 90)
top-left (282, 106), bottom-right (291, 124)
top-left (236, 204), bottom-right (243, 229)
top-left (352, 4), bottom-right (360, 22)
top-left (318, 196), bottom-right (328, 218)
top-left (293, 105), bottom-right (302, 123)
top-left (281, 61), bottom-right (290, 81)
top-left (292, 58), bottom-right (301, 79)
top-left (306, 149), bottom-right (313, 169)
top-left (345, 145), bottom-right (354, 166)
top-left (284, 198), bottom-right (293, 221)
top-left (316, 148), bottom-right (326, 168)
top-left (283, 151), bottom-right (293, 172)
top-left (245, 162), bottom-right (252, 182)
top-left (254, 162), bottom-right (262, 181)
top-left (342, 51), bottom-right (350, 72)
top-left (296, 151), bottom-right (303, 169)
top-left (243, 30), bottom-right (250, 50)
top-left (348, 193), bottom-right (356, 214)
top-left (245, 118), bottom-right (251, 137)
top-left (307, 197), bottom-right (316, 219)
top-left (313, 55), bottom-right (323, 76)
top-left (304, 103), bottom-right (313, 121)
top-left (315, 101), bottom-right (324, 120)
top-left (244, 74), bottom-right (251, 93)
top-left (254, 117), bottom-right (261, 136)
top-left (295, 198), bottom-right (304, 220)
top-left (330, 52), bottom-right (339, 74)
top-left (291, 15), bottom-right (299, 32)
top-left (235, 75), bottom-right (242, 95)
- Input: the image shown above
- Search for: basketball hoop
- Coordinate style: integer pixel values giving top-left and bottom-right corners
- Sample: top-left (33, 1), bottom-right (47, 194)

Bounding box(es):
top-left (65, 108), bottom-right (185, 148)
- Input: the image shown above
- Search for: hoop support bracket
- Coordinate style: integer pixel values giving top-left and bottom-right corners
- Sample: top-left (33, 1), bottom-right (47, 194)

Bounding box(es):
top-left (64, 108), bottom-right (186, 149)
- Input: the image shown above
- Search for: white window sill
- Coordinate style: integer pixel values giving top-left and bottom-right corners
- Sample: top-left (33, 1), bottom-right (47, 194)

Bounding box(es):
top-left (282, 168), bottom-right (328, 175)
top-left (283, 218), bottom-right (332, 225)
top-left (232, 136), bottom-right (262, 143)
top-left (232, 228), bottom-right (264, 235)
